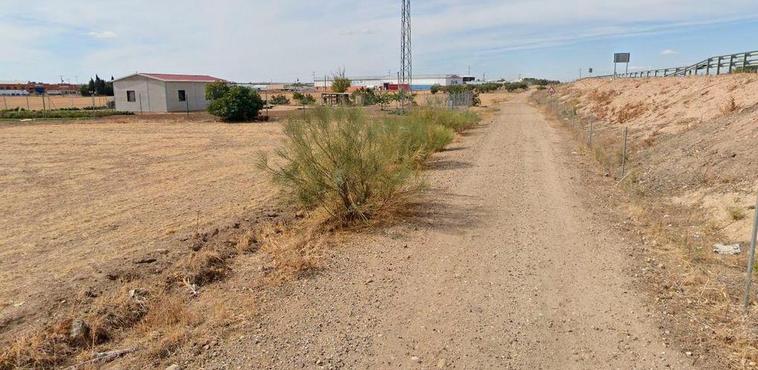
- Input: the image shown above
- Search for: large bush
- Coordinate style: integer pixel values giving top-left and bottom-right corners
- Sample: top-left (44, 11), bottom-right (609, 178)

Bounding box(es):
top-left (260, 107), bottom-right (418, 221)
top-left (260, 106), bottom-right (480, 222)
top-left (205, 82), bottom-right (264, 122)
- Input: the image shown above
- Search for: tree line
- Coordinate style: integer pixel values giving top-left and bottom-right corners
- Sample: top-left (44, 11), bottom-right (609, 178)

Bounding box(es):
top-left (80, 75), bottom-right (114, 96)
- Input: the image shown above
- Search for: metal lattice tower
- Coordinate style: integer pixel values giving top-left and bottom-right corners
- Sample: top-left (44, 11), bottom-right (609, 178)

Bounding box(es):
top-left (400, 0), bottom-right (412, 90)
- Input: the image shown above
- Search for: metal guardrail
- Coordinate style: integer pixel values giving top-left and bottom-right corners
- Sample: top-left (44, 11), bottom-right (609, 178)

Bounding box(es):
top-left (595, 50), bottom-right (758, 79)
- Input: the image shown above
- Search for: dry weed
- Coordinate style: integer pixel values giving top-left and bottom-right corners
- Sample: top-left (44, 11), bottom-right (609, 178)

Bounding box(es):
top-left (720, 96), bottom-right (739, 115)
top-left (726, 204), bottom-right (747, 221)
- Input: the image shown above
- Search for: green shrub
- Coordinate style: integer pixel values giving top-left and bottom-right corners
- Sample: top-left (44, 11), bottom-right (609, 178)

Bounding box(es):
top-left (384, 115), bottom-right (455, 163)
top-left (474, 82), bottom-right (502, 93)
top-left (292, 92), bottom-right (316, 105)
top-left (522, 77), bottom-right (560, 86)
top-left (269, 94), bottom-right (290, 105)
top-left (430, 84), bottom-right (442, 94)
top-left (206, 83), bottom-right (264, 122)
top-left (259, 107), bottom-right (418, 221)
top-left (408, 107), bottom-right (480, 133)
top-left (503, 82), bottom-right (529, 92)
top-left (0, 108), bottom-right (132, 120)
top-left (734, 65), bottom-right (758, 73)
top-left (260, 106), bottom-right (479, 222)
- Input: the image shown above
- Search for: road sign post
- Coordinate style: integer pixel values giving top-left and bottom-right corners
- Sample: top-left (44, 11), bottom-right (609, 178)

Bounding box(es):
top-left (614, 53), bottom-right (631, 78)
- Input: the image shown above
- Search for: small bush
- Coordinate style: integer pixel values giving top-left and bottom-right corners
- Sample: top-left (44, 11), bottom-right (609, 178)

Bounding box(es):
top-left (206, 82), bottom-right (264, 122)
top-left (408, 107), bottom-right (480, 133)
top-left (384, 115), bottom-right (455, 164)
top-left (269, 94), bottom-right (290, 105)
top-left (351, 88), bottom-right (382, 106)
top-left (292, 92), bottom-right (316, 105)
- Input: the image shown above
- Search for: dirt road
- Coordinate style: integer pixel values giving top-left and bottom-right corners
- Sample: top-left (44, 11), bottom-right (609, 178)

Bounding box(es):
top-left (190, 95), bottom-right (692, 369)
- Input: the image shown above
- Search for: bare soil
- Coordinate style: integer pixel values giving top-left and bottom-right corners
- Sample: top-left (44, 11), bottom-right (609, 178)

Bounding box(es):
top-left (154, 94), bottom-right (690, 369)
top-left (0, 117), bottom-right (284, 341)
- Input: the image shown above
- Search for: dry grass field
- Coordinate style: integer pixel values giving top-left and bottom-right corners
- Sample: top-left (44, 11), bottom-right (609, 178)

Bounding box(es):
top-left (0, 117), bottom-right (285, 340)
top-left (1, 95), bottom-right (113, 110)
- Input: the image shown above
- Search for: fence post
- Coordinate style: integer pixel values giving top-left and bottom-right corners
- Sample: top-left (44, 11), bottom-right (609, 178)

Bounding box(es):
top-left (729, 54), bottom-right (735, 74)
top-left (716, 56), bottom-right (722, 75)
top-left (743, 195), bottom-right (758, 310)
top-left (621, 127), bottom-right (628, 178)
top-left (2, 95), bottom-right (6, 110)
top-left (706, 58), bottom-right (711, 75)
top-left (744, 53), bottom-right (749, 70)
top-left (26, 95), bottom-right (30, 110)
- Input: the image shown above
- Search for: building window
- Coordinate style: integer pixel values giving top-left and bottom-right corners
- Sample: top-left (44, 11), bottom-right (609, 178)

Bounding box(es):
top-left (178, 90), bottom-right (186, 102)
top-left (127, 90), bottom-right (136, 102)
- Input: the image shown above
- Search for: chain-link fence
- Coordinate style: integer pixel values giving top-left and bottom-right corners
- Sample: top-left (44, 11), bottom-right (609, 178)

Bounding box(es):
top-left (447, 91), bottom-right (474, 108)
top-left (1, 95), bottom-right (114, 111)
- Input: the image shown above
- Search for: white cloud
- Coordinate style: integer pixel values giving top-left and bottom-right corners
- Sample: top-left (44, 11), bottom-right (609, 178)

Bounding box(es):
top-left (87, 31), bottom-right (117, 39)
top-left (661, 49), bottom-right (679, 55)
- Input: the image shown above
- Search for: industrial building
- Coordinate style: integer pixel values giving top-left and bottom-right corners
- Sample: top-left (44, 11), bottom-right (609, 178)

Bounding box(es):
top-left (314, 74), bottom-right (469, 91)
top-left (113, 73), bottom-right (225, 113)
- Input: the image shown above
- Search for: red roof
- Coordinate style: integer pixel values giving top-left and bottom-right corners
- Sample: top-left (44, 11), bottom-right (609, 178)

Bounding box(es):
top-left (140, 73), bottom-right (225, 82)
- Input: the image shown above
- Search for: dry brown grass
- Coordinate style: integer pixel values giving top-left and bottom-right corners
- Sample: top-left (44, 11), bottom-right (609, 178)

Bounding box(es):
top-left (0, 214), bottom-right (292, 368)
top-left (0, 118), bottom-right (285, 344)
top-left (614, 102), bottom-right (646, 123)
top-left (260, 218), bottom-right (328, 282)
top-left (721, 96), bottom-right (739, 115)
top-left (726, 204), bottom-right (748, 221)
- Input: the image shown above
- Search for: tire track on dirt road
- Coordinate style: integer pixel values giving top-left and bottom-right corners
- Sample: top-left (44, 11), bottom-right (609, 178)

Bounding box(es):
top-left (196, 95), bottom-right (692, 369)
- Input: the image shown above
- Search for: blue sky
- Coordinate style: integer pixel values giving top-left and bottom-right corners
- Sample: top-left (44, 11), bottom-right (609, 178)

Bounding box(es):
top-left (1, 0), bottom-right (757, 83)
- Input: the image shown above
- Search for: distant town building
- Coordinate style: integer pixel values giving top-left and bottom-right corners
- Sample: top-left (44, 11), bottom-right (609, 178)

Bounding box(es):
top-left (0, 81), bottom-right (78, 96)
top-left (314, 74), bottom-right (467, 91)
top-left (112, 73), bottom-right (226, 113)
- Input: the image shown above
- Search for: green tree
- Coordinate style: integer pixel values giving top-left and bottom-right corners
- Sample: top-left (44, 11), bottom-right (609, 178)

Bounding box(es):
top-left (332, 77), bottom-right (351, 93)
top-left (206, 83), bottom-right (264, 122)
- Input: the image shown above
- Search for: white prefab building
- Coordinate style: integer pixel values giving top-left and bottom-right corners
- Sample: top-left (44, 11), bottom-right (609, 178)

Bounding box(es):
top-left (113, 73), bottom-right (226, 113)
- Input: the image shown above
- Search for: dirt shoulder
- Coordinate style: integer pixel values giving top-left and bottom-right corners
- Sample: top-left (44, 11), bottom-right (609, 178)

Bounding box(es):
top-left (163, 94), bottom-right (690, 369)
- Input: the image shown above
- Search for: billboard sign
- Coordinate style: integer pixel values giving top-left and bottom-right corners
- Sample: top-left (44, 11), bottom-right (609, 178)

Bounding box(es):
top-left (614, 53), bottom-right (630, 63)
